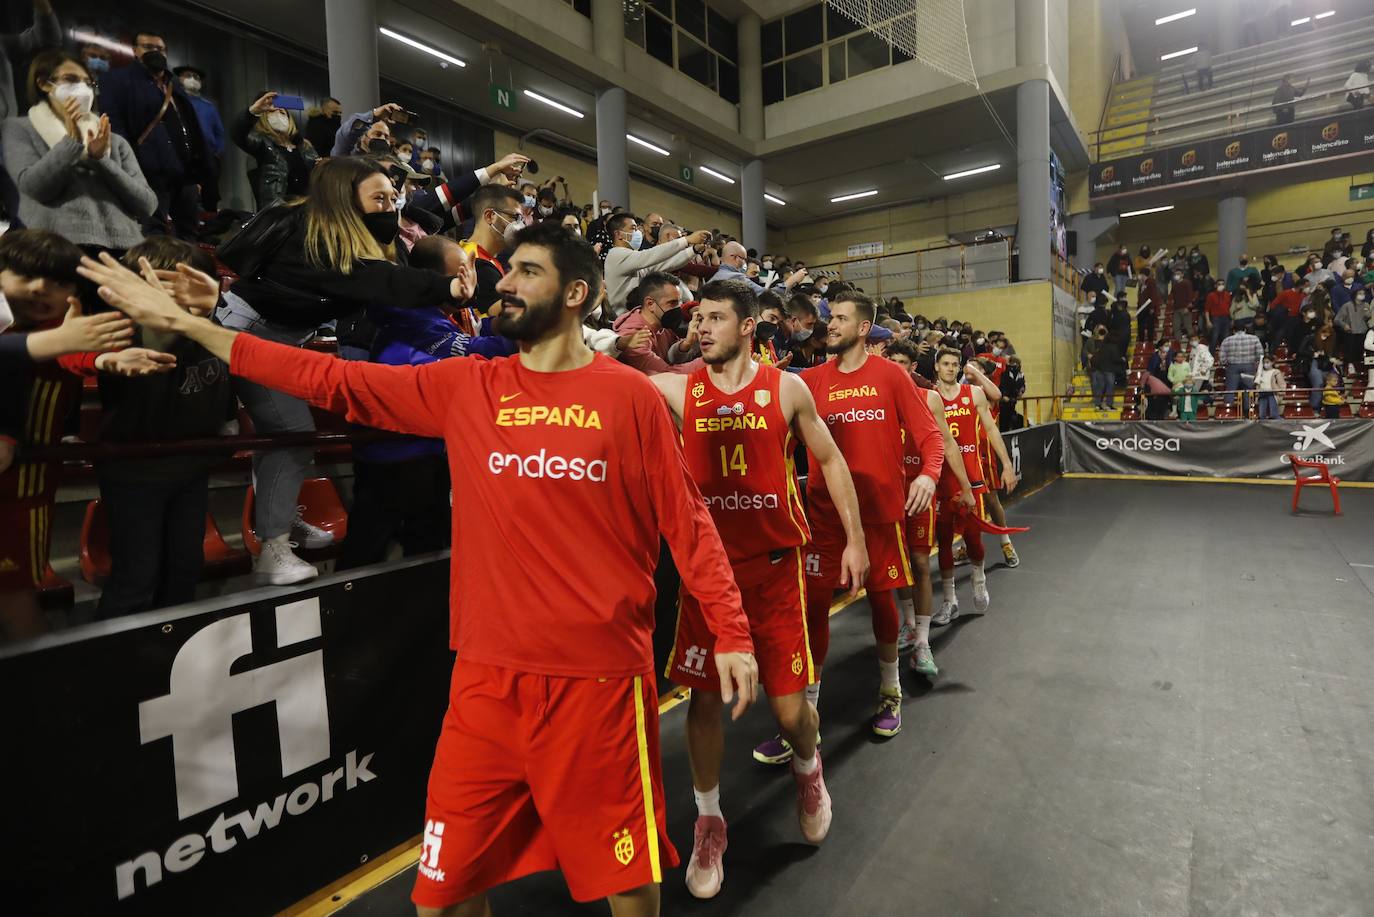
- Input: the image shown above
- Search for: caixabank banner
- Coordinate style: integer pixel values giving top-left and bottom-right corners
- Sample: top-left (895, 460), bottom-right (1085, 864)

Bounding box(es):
top-left (0, 557), bottom-right (454, 916)
top-left (1061, 420), bottom-right (1374, 481)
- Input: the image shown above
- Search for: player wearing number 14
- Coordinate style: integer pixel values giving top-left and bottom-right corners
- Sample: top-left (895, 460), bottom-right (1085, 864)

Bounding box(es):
top-left (652, 279), bottom-right (868, 900)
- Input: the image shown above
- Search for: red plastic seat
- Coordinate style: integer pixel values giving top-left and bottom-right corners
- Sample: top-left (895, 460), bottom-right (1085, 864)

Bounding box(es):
top-left (241, 477), bottom-right (348, 556)
top-left (1360, 402), bottom-right (1374, 419)
top-left (1213, 402), bottom-right (1239, 419)
top-left (1284, 401), bottom-right (1315, 418)
top-left (1289, 454), bottom-right (1341, 515)
top-left (81, 500), bottom-right (250, 584)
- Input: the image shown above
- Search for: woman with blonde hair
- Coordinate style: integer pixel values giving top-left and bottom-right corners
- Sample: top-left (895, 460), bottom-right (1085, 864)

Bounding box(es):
top-left (215, 156), bottom-right (474, 585)
top-left (231, 91), bottom-right (320, 209)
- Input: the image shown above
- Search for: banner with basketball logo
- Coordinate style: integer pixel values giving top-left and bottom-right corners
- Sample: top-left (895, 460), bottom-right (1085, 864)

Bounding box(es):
top-left (1061, 420), bottom-right (1374, 481)
top-left (0, 557), bottom-right (455, 916)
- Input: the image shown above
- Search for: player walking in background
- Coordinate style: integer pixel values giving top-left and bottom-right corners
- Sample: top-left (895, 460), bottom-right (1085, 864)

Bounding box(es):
top-left (965, 358), bottom-right (1020, 567)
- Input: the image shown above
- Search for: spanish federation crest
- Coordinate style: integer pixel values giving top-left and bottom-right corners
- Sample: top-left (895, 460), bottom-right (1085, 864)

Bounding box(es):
top-left (691, 382), bottom-right (706, 399)
top-left (961, 396), bottom-right (970, 405)
top-left (613, 828), bottom-right (635, 865)
top-left (754, 389), bottom-right (771, 407)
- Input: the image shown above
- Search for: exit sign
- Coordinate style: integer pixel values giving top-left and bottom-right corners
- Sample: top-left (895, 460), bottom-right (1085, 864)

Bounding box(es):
top-left (490, 84), bottom-right (517, 111)
top-left (1350, 184), bottom-right (1374, 201)
top-left (678, 164), bottom-right (694, 184)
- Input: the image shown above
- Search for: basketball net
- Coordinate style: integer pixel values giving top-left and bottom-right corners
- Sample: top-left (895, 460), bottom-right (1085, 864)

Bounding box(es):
top-left (825, 0), bottom-right (980, 88)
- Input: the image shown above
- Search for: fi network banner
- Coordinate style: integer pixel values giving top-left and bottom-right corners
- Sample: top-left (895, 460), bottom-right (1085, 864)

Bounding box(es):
top-left (0, 557), bottom-right (454, 916)
top-left (1001, 422), bottom-right (1062, 497)
top-left (1061, 420), bottom-right (1374, 481)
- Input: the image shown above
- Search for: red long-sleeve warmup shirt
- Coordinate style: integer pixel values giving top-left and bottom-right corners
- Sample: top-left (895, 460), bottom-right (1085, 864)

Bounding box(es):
top-left (231, 335), bottom-right (753, 678)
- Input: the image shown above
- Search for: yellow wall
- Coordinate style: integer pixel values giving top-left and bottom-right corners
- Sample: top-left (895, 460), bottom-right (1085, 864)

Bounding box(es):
top-left (1091, 171), bottom-right (1374, 267)
top-left (773, 182), bottom-right (1021, 267)
top-left (1066, 0), bottom-right (1116, 137)
top-left (902, 282), bottom-right (1061, 399)
top-left (492, 130), bottom-right (741, 237)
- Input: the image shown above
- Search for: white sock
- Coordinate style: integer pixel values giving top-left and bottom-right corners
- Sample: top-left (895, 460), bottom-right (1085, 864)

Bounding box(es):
top-left (915, 615), bottom-right (931, 646)
top-left (879, 659), bottom-right (900, 692)
top-left (999, 534), bottom-right (1012, 546)
top-left (942, 576), bottom-right (956, 601)
top-left (972, 562), bottom-right (986, 585)
top-left (792, 752), bottom-right (818, 775)
top-left (805, 682), bottom-right (820, 707)
top-left (694, 785), bottom-right (722, 819)
top-left (898, 594), bottom-right (916, 626)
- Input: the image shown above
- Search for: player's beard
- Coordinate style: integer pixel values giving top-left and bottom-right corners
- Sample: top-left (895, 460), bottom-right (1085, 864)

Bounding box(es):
top-left (493, 294), bottom-right (561, 341)
top-left (826, 330), bottom-right (857, 355)
top-left (702, 337), bottom-right (743, 365)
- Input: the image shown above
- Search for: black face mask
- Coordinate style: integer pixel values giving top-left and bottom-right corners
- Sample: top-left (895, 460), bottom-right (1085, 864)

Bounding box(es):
top-left (365, 137), bottom-right (391, 156)
top-left (142, 50), bottom-right (168, 73)
top-left (362, 210), bottom-right (400, 245)
top-left (660, 306), bottom-right (686, 335)
top-left (755, 320), bottom-right (778, 343)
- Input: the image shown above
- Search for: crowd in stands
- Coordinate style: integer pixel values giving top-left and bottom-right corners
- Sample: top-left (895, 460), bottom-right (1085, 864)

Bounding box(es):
top-left (0, 5), bottom-right (1031, 639)
top-left (1080, 226), bottom-right (1374, 419)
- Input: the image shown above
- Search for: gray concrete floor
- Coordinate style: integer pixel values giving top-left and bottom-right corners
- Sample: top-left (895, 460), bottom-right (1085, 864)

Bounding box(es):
top-left (340, 479), bottom-right (1374, 917)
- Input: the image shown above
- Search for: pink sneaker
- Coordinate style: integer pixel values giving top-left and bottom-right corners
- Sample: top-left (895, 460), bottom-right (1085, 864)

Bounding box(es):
top-left (793, 753), bottom-right (833, 844)
top-left (685, 815), bottom-right (727, 898)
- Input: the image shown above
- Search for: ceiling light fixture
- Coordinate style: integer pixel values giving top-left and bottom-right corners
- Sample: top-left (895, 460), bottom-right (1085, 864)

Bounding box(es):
top-left (699, 165), bottom-right (736, 184)
top-left (627, 133), bottom-right (671, 156)
top-left (523, 89), bottom-right (583, 118)
top-left (1291, 16), bottom-right (1311, 25)
top-left (831, 189), bottom-right (878, 203)
top-left (1119, 205), bottom-right (1175, 218)
top-left (1314, 10), bottom-right (1336, 19)
top-left (764, 193), bottom-right (787, 206)
top-left (1160, 46), bottom-right (1198, 61)
top-left (378, 27), bottom-right (466, 67)
top-left (944, 163), bottom-right (1001, 180)
top-left (1154, 8), bottom-right (1196, 25)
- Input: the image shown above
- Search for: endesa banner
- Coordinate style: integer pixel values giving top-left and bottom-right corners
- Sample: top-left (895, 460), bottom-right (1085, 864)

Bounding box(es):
top-left (1061, 420), bottom-right (1374, 481)
top-left (0, 557), bottom-right (455, 916)
top-left (1001, 423), bottom-right (1062, 498)
top-left (1089, 109), bottom-right (1374, 199)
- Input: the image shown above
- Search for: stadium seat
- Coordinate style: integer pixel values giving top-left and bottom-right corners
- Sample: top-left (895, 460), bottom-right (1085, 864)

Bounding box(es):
top-left (1288, 454), bottom-right (1341, 515)
top-left (241, 477), bottom-right (348, 556)
top-left (1284, 401), bottom-right (1315, 418)
top-left (81, 500), bottom-right (251, 584)
top-left (1273, 344), bottom-right (1290, 361)
top-left (1128, 370), bottom-right (1144, 386)
top-left (1360, 402), bottom-right (1374, 418)
top-left (1120, 404), bottom-right (1141, 420)
top-left (1213, 402), bottom-right (1239, 420)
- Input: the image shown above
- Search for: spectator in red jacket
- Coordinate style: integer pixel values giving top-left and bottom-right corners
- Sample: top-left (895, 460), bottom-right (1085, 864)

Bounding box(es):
top-left (1169, 270), bottom-right (1195, 339)
top-left (1204, 279), bottom-right (1233, 350)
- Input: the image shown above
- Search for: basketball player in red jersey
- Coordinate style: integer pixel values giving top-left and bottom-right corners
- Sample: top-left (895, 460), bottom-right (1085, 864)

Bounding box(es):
top-left (932, 348), bottom-right (1018, 628)
top-left (966, 358), bottom-right (1020, 568)
top-left (653, 279), bottom-right (866, 898)
top-left (752, 290), bottom-right (973, 750)
top-left (76, 222), bottom-right (758, 917)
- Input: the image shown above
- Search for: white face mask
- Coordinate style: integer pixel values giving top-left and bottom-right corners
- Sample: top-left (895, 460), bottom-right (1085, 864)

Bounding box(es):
top-left (266, 112), bottom-right (291, 133)
top-left (0, 290), bottom-right (12, 334)
top-left (421, 159), bottom-right (437, 172)
top-left (588, 304), bottom-right (603, 322)
top-left (180, 76), bottom-right (202, 94)
top-left (52, 81), bottom-right (95, 114)
top-left (538, 205), bottom-right (554, 216)
top-left (394, 193), bottom-right (407, 212)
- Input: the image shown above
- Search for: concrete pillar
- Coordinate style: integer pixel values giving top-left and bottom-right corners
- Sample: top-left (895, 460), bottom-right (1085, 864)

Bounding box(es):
top-left (737, 12), bottom-right (764, 141)
top-left (592, 0), bottom-right (626, 69)
top-left (1015, 0), bottom-right (1048, 69)
top-left (741, 159), bottom-right (766, 253)
top-left (1017, 79), bottom-right (1052, 282)
top-left (596, 88), bottom-right (630, 210)
top-left (1217, 194), bottom-right (1247, 275)
top-left (324, 0), bottom-right (379, 118)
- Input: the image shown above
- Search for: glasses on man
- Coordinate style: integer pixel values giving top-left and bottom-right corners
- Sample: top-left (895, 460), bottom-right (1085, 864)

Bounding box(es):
top-left (136, 41), bottom-right (167, 53)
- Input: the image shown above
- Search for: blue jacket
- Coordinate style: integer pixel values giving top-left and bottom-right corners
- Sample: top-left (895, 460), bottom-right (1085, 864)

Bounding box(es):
top-left (352, 305), bottom-right (516, 463)
top-left (99, 63), bottom-right (209, 181)
top-left (187, 95), bottom-right (225, 157)
top-left (1330, 280), bottom-right (1363, 312)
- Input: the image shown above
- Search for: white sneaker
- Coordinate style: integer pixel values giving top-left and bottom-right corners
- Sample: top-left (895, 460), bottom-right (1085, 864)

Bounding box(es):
top-left (254, 538), bottom-right (319, 585)
top-left (971, 579), bottom-right (990, 614)
top-left (685, 816), bottom-right (726, 899)
top-left (896, 622), bottom-right (918, 653)
top-left (291, 508), bottom-right (334, 549)
top-left (931, 598), bottom-right (959, 626)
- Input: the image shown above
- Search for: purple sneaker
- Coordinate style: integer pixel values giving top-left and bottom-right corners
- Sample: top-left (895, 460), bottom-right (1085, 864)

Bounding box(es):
top-left (871, 688), bottom-right (902, 737)
top-left (752, 734), bottom-right (794, 765)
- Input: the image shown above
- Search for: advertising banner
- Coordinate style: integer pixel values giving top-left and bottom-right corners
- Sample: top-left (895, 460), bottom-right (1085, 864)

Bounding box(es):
top-left (1001, 423), bottom-right (1063, 498)
top-left (1090, 109), bottom-right (1374, 199)
top-left (0, 557), bottom-right (456, 916)
top-left (1061, 420), bottom-right (1374, 481)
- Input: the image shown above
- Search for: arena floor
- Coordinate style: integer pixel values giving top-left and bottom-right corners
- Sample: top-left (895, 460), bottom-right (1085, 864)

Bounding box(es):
top-left (339, 479), bottom-right (1374, 917)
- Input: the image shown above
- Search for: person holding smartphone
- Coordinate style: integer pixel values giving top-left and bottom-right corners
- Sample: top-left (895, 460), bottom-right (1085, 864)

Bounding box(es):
top-left (233, 91), bottom-right (320, 209)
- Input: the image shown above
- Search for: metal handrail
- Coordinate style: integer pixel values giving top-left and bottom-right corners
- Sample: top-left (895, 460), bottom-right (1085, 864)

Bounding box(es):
top-left (17, 429), bottom-right (403, 464)
top-left (1090, 85), bottom-right (1354, 143)
top-left (1094, 53), bottom-right (1123, 162)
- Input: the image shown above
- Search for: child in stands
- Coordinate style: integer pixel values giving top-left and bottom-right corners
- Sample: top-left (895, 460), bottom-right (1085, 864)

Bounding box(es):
top-left (1321, 372), bottom-right (1344, 419)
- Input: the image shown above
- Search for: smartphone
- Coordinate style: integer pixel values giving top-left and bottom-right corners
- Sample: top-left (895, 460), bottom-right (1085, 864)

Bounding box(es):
top-left (273, 94), bottom-right (305, 111)
top-left (392, 109), bottom-right (421, 125)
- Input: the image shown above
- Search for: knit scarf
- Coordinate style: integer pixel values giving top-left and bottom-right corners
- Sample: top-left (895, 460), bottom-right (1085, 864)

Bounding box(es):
top-left (28, 101), bottom-right (100, 157)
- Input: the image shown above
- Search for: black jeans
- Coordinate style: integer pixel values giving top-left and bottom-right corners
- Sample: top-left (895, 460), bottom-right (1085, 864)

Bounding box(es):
top-left (338, 455), bottom-right (451, 570)
top-left (150, 176), bottom-right (202, 239)
top-left (96, 470), bottom-right (209, 619)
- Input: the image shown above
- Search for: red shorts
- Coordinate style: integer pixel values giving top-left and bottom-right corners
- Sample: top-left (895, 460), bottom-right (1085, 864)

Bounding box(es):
top-left (667, 547), bottom-right (811, 696)
top-left (905, 499), bottom-right (936, 553)
top-left (412, 660), bottom-right (678, 907)
top-left (979, 440), bottom-right (1002, 491)
top-left (0, 498), bottom-right (53, 592)
top-left (936, 488), bottom-right (987, 529)
top-left (805, 513), bottom-right (913, 595)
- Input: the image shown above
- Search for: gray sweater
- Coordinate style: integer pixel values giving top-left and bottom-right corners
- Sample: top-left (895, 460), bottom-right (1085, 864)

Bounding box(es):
top-left (2, 117), bottom-right (157, 250)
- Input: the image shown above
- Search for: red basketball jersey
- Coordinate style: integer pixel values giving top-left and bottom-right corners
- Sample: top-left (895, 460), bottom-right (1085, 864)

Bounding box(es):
top-left (939, 383), bottom-right (986, 490)
top-left (680, 364), bottom-right (809, 564)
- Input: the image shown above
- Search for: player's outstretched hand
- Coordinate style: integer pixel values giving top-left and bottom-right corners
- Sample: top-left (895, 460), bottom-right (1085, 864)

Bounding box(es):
top-left (905, 475), bottom-right (936, 514)
top-left (838, 538), bottom-right (869, 598)
top-left (715, 652), bottom-right (759, 720)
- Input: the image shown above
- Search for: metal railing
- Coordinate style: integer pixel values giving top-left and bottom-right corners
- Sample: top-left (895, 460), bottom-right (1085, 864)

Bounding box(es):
top-left (808, 238), bottom-right (1011, 300)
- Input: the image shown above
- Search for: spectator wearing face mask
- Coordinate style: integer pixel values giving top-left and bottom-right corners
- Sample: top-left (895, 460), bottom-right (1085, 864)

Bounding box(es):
top-left (459, 184), bottom-right (524, 316)
top-left (1169, 270), bottom-right (1196, 339)
top-left (172, 66), bottom-right (224, 211)
top-left (1230, 286), bottom-right (1258, 333)
top-left (232, 91), bottom-right (319, 210)
top-left (711, 240), bottom-right (808, 296)
top-left (302, 97), bottom-right (341, 157)
top-left (1254, 356), bottom-right (1284, 419)
top-left (1334, 284), bottom-right (1371, 371)
top-left (1330, 268), bottom-right (1363, 313)
top-left (1088, 325), bottom-right (1121, 411)
top-left (1188, 335), bottom-right (1214, 400)
top-left (1225, 253), bottom-right (1259, 294)
top-left (1082, 262), bottom-right (1109, 301)
top-left (1105, 245), bottom-right (1133, 296)
top-left (330, 101), bottom-right (406, 158)
top-left (99, 29), bottom-right (212, 238)
top-left (533, 187), bottom-right (558, 222)
top-left (3, 51), bottom-right (156, 253)
top-left (416, 146), bottom-right (444, 180)
top-left (604, 212), bottom-right (709, 312)
top-left (1137, 273), bottom-right (1161, 343)
top-left (611, 271), bottom-right (703, 375)
top-left (1204, 278), bottom-right (1232, 349)
top-left (0, 0), bottom-right (62, 226)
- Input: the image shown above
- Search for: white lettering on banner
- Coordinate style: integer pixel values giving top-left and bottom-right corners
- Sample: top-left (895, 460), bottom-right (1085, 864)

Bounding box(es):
top-left (1011, 436), bottom-right (1022, 477)
top-left (418, 819), bottom-right (446, 883)
top-left (1094, 434), bottom-right (1181, 453)
top-left (487, 449), bottom-right (609, 482)
top-left (826, 407), bottom-right (887, 425)
top-left (705, 491), bottom-right (781, 511)
top-left (1279, 452), bottom-right (1345, 466)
